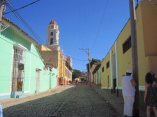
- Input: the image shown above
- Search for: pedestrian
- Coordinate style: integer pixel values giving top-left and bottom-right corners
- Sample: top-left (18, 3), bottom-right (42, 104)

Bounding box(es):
top-left (122, 69), bottom-right (136, 117)
top-left (144, 71), bottom-right (157, 117)
top-left (0, 104), bottom-right (3, 117)
top-left (151, 71), bottom-right (157, 87)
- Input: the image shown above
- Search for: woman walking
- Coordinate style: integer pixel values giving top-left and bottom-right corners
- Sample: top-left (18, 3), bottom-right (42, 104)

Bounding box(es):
top-left (144, 72), bottom-right (157, 117)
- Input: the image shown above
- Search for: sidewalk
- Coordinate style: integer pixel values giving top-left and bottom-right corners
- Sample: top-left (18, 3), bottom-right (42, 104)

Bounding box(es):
top-left (0, 85), bottom-right (74, 109)
top-left (92, 85), bottom-right (146, 117)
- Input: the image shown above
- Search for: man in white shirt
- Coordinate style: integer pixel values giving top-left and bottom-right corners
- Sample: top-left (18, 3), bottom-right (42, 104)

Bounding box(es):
top-left (122, 69), bottom-right (136, 117)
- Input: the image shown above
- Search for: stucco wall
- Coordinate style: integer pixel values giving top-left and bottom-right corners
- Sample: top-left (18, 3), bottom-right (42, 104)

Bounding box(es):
top-left (101, 54), bottom-right (110, 89)
top-left (0, 24), bottom-right (58, 99)
top-left (141, 1), bottom-right (157, 56)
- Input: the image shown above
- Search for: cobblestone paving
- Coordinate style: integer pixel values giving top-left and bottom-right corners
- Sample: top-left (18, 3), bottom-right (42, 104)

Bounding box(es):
top-left (4, 85), bottom-right (120, 117)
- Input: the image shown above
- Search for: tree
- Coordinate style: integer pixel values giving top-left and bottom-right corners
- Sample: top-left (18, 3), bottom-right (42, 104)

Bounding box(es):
top-left (72, 69), bottom-right (82, 80)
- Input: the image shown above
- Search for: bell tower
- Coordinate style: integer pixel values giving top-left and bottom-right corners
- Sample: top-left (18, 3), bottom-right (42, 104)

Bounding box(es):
top-left (47, 20), bottom-right (60, 50)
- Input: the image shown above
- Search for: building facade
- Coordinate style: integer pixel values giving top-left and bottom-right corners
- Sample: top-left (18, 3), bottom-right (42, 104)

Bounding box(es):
top-left (87, 59), bottom-right (100, 84)
top-left (39, 20), bottom-right (72, 85)
top-left (0, 18), bottom-right (58, 99)
top-left (96, 1), bottom-right (157, 93)
top-left (93, 64), bottom-right (101, 85)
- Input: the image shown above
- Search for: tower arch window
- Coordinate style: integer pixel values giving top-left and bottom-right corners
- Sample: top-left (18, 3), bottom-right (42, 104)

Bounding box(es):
top-left (50, 25), bottom-right (54, 29)
top-left (51, 32), bottom-right (53, 36)
top-left (50, 38), bottom-right (53, 45)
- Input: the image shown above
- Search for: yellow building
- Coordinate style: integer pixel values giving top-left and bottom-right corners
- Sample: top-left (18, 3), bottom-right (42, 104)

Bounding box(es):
top-left (101, 53), bottom-right (111, 89)
top-left (100, 1), bottom-right (157, 92)
top-left (88, 59), bottom-right (100, 84)
top-left (58, 53), bottom-right (72, 85)
top-left (39, 20), bottom-right (72, 85)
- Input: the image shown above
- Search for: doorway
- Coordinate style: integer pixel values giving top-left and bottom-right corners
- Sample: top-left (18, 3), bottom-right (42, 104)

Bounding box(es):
top-left (11, 46), bottom-right (25, 98)
top-left (36, 69), bottom-right (41, 93)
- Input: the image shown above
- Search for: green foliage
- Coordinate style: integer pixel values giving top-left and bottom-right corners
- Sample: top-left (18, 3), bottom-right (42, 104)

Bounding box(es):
top-left (72, 69), bottom-right (82, 80)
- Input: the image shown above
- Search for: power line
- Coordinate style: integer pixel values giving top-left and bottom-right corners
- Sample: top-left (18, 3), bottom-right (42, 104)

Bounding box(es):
top-left (4, 0), bottom-right (40, 15)
top-left (6, 1), bottom-right (43, 43)
top-left (72, 57), bottom-right (88, 62)
top-left (90, 0), bottom-right (109, 49)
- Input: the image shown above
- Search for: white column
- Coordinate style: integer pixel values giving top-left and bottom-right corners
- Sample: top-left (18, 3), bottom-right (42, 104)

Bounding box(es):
top-left (10, 48), bottom-right (14, 94)
top-left (29, 51), bottom-right (31, 91)
top-left (115, 42), bottom-right (119, 88)
top-left (110, 50), bottom-right (113, 89)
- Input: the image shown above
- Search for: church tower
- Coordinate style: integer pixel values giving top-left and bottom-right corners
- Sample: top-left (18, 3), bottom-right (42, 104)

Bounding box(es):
top-left (47, 20), bottom-right (60, 50)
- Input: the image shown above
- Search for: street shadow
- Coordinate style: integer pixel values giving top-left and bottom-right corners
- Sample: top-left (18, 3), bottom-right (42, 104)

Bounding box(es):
top-left (3, 84), bottom-right (120, 117)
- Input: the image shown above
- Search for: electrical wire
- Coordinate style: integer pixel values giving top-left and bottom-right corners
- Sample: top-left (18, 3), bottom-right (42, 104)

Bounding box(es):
top-left (6, 1), bottom-right (43, 44)
top-left (4, 0), bottom-right (41, 15)
top-left (72, 57), bottom-right (88, 62)
top-left (90, 0), bottom-right (109, 49)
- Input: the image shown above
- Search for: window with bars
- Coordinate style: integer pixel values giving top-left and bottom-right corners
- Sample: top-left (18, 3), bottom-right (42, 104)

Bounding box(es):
top-left (12, 46), bottom-right (25, 92)
top-left (123, 36), bottom-right (131, 54)
top-left (106, 61), bottom-right (110, 69)
top-left (14, 48), bottom-right (24, 63)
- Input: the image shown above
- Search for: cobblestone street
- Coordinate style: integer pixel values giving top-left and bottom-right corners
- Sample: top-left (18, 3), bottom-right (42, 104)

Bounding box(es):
top-left (3, 85), bottom-right (120, 117)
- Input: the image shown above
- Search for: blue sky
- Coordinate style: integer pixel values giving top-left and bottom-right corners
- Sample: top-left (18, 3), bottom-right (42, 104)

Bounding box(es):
top-left (4, 0), bottom-right (136, 71)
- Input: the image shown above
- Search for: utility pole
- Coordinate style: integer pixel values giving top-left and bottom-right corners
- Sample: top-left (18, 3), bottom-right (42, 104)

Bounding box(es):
top-left (80, 48), bottom-right (91, 86)
top-left (0, 0), bottom-right (7, 21)
top-left (87, 48), bottom-right (91, 86)
top-left (0, 0), bottom-right (9, 33)
top-left (129, 0), bottom-right (139, 116)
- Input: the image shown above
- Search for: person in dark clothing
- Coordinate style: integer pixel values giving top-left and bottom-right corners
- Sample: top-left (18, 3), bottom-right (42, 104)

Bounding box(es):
top-left (144, 72), bottom-right (157, 117)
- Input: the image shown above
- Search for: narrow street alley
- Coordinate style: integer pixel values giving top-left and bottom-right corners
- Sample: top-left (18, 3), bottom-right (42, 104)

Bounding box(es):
top-left (3, 85), bottom-right (120, 117)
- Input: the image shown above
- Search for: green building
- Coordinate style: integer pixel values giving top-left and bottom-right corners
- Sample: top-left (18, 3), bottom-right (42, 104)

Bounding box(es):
top-left (0, 18), bottom-right (58, 99)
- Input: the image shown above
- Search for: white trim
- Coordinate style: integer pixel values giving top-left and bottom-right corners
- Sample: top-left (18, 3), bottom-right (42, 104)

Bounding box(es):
top-left (29, 52), bottom-right (31, 90)
top-left (23, 51), bottom-right (26, 92)
top-left (110, 50), bottom-right (113, 88)
top-left (0, 91), bottom-right (30, 96)
top-left (0, 92), bottom-right (10, 96)
top-left (10, 48), bottom-right (14, 93)
top-left (13, 43), bottom-right (27, 50)
top-left (115, 42), bottom-right (119, 87)
top-left (17, 44), bottom-right (27, 50)
top-left (24, 91), bottom-right (30, 93)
